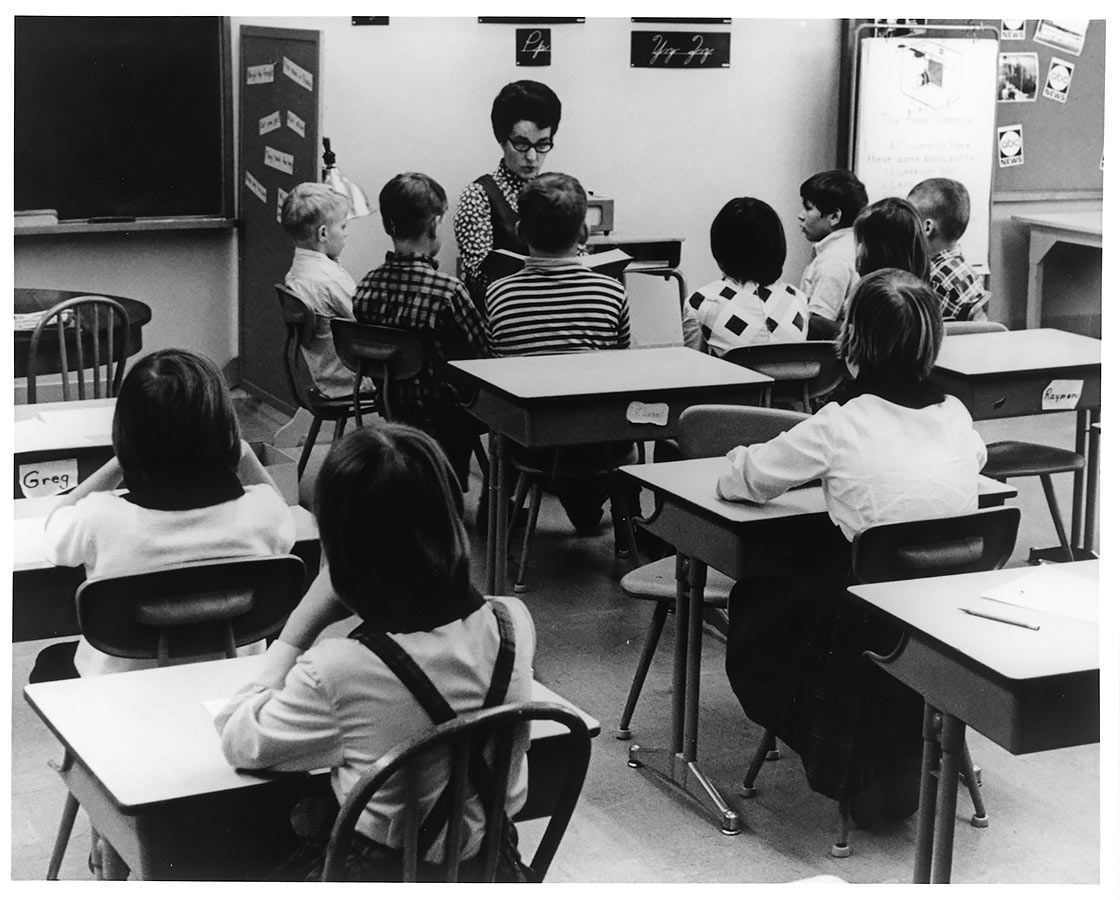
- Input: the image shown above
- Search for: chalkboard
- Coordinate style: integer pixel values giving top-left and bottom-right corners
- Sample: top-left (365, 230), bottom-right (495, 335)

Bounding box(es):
top-left (852, 32), bottom-right (999, 268)
top-left (14, 16), bottom-right (232, 221)
top-left (988, 19), bottom-right (1105, 196)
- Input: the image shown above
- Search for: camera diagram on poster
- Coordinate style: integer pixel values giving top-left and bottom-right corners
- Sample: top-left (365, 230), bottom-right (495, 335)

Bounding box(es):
top-left (899, 41), bottom-right (961, 109)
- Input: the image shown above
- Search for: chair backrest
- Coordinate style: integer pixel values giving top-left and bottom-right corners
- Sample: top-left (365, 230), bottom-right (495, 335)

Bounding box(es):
top-left (273, 283), bottom-right (332, 413)
top-left (721, 341), bottom-right (846, 412)
top-left (76, 555), bottom-right (306, 665)
top-left (851, 507), bottom-right (1020, 584)
top-left (330, 319), bottom-right (425, 423)
top-left (26, 295), bottom-right (130, 404)
top-left (322, 700), bottom-right (591, 883)
top-left (678, 404), bottom-right (808, 459)
top-left (943, 319), bottom-right (1008, 336)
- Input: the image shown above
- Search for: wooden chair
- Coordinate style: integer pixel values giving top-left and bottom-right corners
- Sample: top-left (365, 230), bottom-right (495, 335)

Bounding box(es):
top-left (46, 554), bottom-right (306, 880)
top-left (26, 295), bottom-right (130, 403)
top-left (616, 405), bottom-right (808, 741)
top-left (322, 701), bottom-right (590, 882)
top-left (274, 284), bottom-right (378, 479)
top-left (943, 321), bottom-right (1085, 562)
top-left (330, 319), bottom-right (425, 426)
top-left (722, 341), bottom-right (846, 412)
top-left (741, 507), bottom-right (1021, 858)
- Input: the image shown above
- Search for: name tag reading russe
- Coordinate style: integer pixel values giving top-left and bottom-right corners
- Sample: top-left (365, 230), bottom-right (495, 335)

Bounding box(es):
top-left (1042, 379), bottom-right (1083, 410)
top-left (626, 401), bottom-right (670, 427)
top-left (20, 458), bottom-right (78, 499)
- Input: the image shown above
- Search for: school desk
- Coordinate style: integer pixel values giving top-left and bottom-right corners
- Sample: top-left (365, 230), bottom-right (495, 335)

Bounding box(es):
top-left (449, 348), bottom-right (772, 595)
top-left (22, 657), bottom-right (601, 880)
top-left (13, 397), bottom-right (115, 499)
top-left (1011, 211), bottom-right (1102, 331)
top-left (11, 496), bottom-right (321, 642)
top-left (14, 287), bottom-right (152, 378)
top-left (617, 456), bottom-right (1017, 835)
top-left (848, 560), bottom-right (1099, 883)
top-left (586, 235), bottom-right (688, 310)
top-left (932, 328), bottom-right (1101, 554)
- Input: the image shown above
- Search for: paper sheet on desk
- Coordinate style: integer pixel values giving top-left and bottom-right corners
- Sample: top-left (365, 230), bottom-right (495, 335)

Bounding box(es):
top-left (37, 407), bottom-right (114, 438)
top-left (982, 566), bottom-right (1098, 624)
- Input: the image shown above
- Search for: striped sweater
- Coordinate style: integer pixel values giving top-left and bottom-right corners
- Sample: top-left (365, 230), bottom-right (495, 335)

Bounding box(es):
top-left (484, 257), bottom-right (630, 357)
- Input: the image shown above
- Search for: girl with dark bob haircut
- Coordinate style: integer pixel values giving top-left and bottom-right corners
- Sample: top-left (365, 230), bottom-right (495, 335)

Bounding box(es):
top-left (853, 197), bottom-right (931, 282)
top-left (710, 196), bottom-right (787, 286)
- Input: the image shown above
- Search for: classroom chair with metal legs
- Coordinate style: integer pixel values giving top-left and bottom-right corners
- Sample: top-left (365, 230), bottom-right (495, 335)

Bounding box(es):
top-left (722, 341), bottom-right (847, 413)
top-left (740, 506), bottom-right (1020, 858)
top-left (615, 404), bottom-right (808, 740)
top-left (45, 555), bottom-right (306, 880)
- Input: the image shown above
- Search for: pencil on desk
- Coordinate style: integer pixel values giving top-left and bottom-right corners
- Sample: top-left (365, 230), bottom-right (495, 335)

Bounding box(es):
top-left (959, 606), bottom-right (1041, 631)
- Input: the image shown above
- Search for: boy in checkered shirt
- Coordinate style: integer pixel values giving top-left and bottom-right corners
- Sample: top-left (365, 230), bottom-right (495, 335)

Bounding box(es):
top-left (682, 197), bottom-right (809, 356)
top-left (908, 178), bottom-right (989, 321)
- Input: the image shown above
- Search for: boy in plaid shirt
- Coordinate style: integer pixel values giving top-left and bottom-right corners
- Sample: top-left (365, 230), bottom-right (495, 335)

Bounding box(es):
top-left (353, 173), bottom-right (486, 484)
top-left (908, 178), bottom-right (989, 321)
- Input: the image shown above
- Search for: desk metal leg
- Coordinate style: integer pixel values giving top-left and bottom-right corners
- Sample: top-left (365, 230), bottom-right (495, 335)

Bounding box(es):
top-left (485, 432), bottom-right (500, 595)
top-left (931, 713), bottom-right (966, 883)
top-left (494, 435), bottom-right (508, 595)
top-left (913, 703), bottom-right (940, 883)
top-left (1071, 409), bottom-right (1089, 549)
top-left (628, 554), bottom-right (741, 835)
top-left (1085, 411), bottom-right (1100, 552)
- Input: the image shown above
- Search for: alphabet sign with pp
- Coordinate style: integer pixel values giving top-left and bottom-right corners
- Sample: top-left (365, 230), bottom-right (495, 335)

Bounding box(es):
top-left (516, 29), bottom-right (551, 66)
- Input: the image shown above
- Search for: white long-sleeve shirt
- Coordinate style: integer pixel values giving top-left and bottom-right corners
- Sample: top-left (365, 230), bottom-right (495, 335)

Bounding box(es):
top-left (717, 392), bottom-right (988, 541)
top-left (799, 228), bottom-right (860, 322)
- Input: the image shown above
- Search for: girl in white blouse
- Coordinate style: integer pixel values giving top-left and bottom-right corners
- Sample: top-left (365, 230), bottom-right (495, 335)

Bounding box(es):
top-left (718, 269), bottom-right (987, 826)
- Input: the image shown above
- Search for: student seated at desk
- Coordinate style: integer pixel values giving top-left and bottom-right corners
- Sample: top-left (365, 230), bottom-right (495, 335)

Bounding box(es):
top-left (716, 270), bottom-right (988, 824)
top-left (853, 197), bottom-right (931, 284)
top-left (353, 172), bottom-right (487, 486)
top-left (485, 171), bottom-right (639, 539)
top-left (281, 183), bottom-right (360, 399)
top-left (907, 178), bottom-right (990, 322)
top-left (216, 425), bottom-right (536, 882)
top-left (33, 349), bottom-right (295, 880)
top-left (681, 197), bottom-right (809, 355)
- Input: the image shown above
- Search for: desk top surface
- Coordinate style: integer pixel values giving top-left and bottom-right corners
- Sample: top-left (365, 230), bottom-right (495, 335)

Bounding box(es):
top-left (620, 457), bottom-right (1016, 523)
top-left (849, 561), bottom-right (1098, 681)
top-left (1011, 210), bottom-right (1103, 236)
top-left (12, 496), bottom-right (318, 572)
top-left (935, 329), bottom-right (1101, 377)
top-left (450, 347), bottom-right (771, 400)
top-left (14, 288), bottom-right (153, 322)
top-left (23, 655), bottom-right (600, 810)
top-left (14, 397), bottom-right (115, 453)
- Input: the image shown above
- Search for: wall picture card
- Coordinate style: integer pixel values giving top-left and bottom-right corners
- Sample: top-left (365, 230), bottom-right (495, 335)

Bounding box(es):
top-left (286, 110), bottom-right (306, 137)
top-left (258, 110), bottom-right (281, 135)
top-left (630, 31), bottom-right (730, 68)
top-left (246, 63), bottom-right (274, 85)
top-left (263, 145), bottom-right (295, 175)
top-left (998, 52), bottom-right (1038, 102)
top-left (1043, 57), bottom-right (1075, 102)
top-left (516, 28), bottom-right (551, 66)
top-left (1034, 19), bottom-right (1088, 57)
top-left (244, 169), bottom-right (267, 203)
top-left (997, 123), bottom-right (1025, 167)
top-left (277, 187), bottom-right (289, 224)
top-left (282, 56), bottom-right (314, 91)
top-left (1001, 20), bottom-right (1026, 41)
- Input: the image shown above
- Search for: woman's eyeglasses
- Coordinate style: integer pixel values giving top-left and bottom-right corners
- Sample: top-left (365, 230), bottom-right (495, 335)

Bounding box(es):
top-left (507, 137), bottom-right (554, 154)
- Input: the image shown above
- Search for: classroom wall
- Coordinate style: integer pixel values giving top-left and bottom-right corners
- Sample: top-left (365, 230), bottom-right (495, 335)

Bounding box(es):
top-left (13, 18), bottom-right (843, 378)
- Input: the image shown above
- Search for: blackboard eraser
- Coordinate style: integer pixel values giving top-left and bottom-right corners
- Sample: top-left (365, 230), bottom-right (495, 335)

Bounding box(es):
top-left (88, 216), bottom-right (137, 223)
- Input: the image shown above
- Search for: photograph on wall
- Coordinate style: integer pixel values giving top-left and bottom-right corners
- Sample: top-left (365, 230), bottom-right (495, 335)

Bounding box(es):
top-left (997, 123), bottom-right (1025, 167)
top-left (1001, 20), bottom-right (1026, 41)
top-left (1034, 19), bottom-right (1088, 56)
top-left (997, 52), bottom-right (1038, 102)
top-left (1043, 57), bottom-right (1075, 103)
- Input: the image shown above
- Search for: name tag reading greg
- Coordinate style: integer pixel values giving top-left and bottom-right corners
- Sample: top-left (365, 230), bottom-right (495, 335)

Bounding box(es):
top-left (626, 401), bottom-right (670, 427)
top-left (20, 458), bottom-right (78, 499)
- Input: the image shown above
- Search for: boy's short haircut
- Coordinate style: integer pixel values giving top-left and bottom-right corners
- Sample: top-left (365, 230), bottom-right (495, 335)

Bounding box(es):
top-left (839, 268), bottom-right (943, 381)
top-left (908, 177), bottom-right (971, 243)
top-left (800, 169), bottom-right (869, 228)
top-left (517, 172), bottom-right (587, 253)
top-left (281, 183), bottom-right (349, 243)
top-left (491, 80), bottom-right (562, 142)
top-left (314, 424), bottom-right (473, 632)
top-left (710, 197), bottom-right (786, 286)
top-left (378, 172), bottom-right (448, 240)
top-left (113, 348), bottom-right (241, 494)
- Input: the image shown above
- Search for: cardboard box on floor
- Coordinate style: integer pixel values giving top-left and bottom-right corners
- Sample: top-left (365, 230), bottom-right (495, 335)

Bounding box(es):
top-left (250, 442), bottom-right (299, 506)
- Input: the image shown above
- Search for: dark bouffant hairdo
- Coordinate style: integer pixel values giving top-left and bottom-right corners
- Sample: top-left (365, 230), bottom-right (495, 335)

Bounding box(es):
top-left (113, 349), bottom-right (241, 492)
top-left (517, 172), bottom-right (587, 253)
top-left (800, 169), bottom-right (869, 228)
top-left (853, 197), bottom-right (931, 281)
top-left (710, 197), bottom-right (787, 286)
top-left (378, 172), bottom-right (447, 241)
top-left (490, 80), bottom-right (562, 142)
top-left (838, 269), bottom-right (943, 382)
top-left (908, 177), bottom-right (971, 244)
top-left (314, 424), bottom-right (471, 631)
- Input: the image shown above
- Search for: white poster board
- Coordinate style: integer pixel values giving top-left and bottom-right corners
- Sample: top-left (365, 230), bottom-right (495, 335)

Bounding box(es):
top-left (853, 37), bottom-right (999, 270)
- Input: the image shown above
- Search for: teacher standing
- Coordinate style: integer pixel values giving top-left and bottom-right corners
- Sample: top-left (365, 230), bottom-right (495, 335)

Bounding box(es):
top-left (454, 80), bottom-right (562, 309)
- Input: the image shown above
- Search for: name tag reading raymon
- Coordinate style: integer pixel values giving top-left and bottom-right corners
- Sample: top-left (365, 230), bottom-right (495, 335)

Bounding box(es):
top-left (19, 458), bottom-right (78, 498)
top-left (626, 401), bottom-right (670, 427)
top-left (1041, 379), bottom-right (1083, 410)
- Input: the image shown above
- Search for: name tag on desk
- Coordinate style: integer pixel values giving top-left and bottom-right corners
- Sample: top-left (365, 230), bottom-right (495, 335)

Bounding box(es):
top-left (626, 401), bottom-right (669, 427)
top-left (1042, 379), bottom-right (1083, 410)
top-left (19, 458), bottom-right (78, 498)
